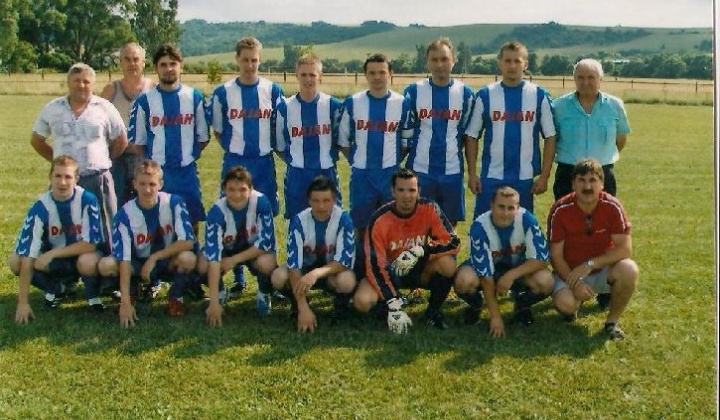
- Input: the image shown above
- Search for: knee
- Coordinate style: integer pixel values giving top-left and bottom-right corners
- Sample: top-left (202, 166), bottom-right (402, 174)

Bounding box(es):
top-left (353, 289), bottom-right (377, 313)
top-left (530, 269), bottom-right (554, 295)
top-left (175, 251), bottom-right (197, 273)
top-left (8, 254), bottom-right (20, 276)
top-left (434, 256), bottom-right (457, 278)
top-left (271, 266), bottom-right (288, 290)
top-left (98, 257), bottom-right (118, 277)
top-left (333, 270), bottom-right (356, 294)
top-left (254, 252), bottom-right (278, 276)
top-left (77, 253), bottom-right (99, 276)
top-left (553, 291), bottom-right (578, 315)
top-left (453, 266), bottom-right (479, 294)
top-left (612, 259), bottom-right (639, 287)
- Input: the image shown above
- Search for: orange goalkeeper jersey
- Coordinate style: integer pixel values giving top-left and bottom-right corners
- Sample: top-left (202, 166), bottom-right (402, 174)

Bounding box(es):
top-left (365, 198), bottom-right (460, 301)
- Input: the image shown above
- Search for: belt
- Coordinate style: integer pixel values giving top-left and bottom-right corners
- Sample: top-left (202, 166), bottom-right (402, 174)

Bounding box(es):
top-left (80, 168), bottom-right (109, 177)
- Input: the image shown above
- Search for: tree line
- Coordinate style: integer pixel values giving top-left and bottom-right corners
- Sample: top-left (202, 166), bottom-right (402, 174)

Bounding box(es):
top-left (0, 0), bottom-right (180, 72)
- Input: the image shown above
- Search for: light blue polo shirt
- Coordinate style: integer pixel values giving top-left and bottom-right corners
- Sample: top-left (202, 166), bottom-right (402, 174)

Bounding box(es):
top-left (553, 91), bottom-right (630, 165)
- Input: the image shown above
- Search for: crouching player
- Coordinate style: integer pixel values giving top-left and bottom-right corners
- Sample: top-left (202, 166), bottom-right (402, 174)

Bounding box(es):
top-left (198, 166), bottom-right (277, 326)
top-left (454, 186), bottom-right (553, 338)
top-left (354, 168), bottom-right (459, 334)
top-left (98, 160), bottom-right (196, 327)
top-left (10, 155), bottom-right (104, 323)
top-left (271, 176), bottom-right (356, 333)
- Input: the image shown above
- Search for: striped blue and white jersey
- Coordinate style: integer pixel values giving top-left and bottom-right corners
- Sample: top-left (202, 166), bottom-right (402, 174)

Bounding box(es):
top-left (112, 192), bottom-right (195, 261)
top-left (15, 186), bottom-right (102, 258)
top-left (129, 85), bottom-right (209, 168)
top-left (203, 191), bottom-right (276, 262)
top-left (209, 77), bottom-right (284, 157)
top-left (275, 92), bottom-right (342, 169)
top-left (338, 90), bottom-right (412, 169)
top-left (404, 78), bottom-right (474, 175)
top-left (469, 207), bottom-right (549, 277)
top-left (286, 205), bottom-right (355, 270)
top-left (465, 81), bottom-right (556, 181)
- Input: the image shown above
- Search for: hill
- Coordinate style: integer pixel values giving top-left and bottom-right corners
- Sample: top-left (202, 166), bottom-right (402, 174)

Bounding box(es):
top-left (182, 22), bottom-right (712, 65)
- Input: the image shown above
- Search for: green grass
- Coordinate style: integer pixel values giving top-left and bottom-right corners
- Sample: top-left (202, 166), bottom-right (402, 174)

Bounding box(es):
top-left (0, 96), bottom-right (715, 419)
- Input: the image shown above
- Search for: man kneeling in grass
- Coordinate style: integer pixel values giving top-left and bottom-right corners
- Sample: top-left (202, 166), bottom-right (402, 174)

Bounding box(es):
top-left (98, 160), bottom-right (197, 327)
top-left (454, 186), bottom-right (553, 338)
top-left (271, 176), bottom-right (357, 333)
top-left (197, 166), bottom-right (278, 326)
top-left (10, 155), bottom-right (104, 322)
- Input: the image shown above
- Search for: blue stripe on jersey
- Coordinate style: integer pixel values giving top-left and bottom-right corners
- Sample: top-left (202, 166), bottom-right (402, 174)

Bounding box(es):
top-left (214, 86), bottom-right (231, 151)
top-left (301, 98), bottom-right (321, 168)
top-left (160, 89), bottom-right (183, 167)
top-left (367, 94), bottom-right (388, 168)
top-left (313, 218), bottom-right (329, 264)
top-left (241, 83), bottom-right (261, 156)
top-left (430, 83), bottom-right (451, 175)
top-left (503, 84), bottom-right (522, 180)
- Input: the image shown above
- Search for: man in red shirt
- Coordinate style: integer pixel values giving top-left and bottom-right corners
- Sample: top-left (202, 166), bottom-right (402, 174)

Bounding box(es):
top-left (354, 168), bottom-right (460, 334)
top-left (547, 158), bottom-right (639, 341)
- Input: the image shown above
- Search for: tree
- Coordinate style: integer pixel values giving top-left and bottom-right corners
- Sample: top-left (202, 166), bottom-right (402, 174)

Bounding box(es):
top-left (684, 54), bottom-right (712, 79)
top-left (540, 54), bottom-right (572, 76)
top-left (412, 44), bottom-right (425, 73)
top-left (129, 0), bottom-right (180, 55)
top-left (455, 41), bottom-right (471, 74)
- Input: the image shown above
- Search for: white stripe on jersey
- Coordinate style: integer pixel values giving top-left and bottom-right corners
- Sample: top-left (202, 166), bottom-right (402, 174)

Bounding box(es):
top-left (286, 94), bottom-right (334, 169)
top-left (214, 78), bottom-right (275, 156)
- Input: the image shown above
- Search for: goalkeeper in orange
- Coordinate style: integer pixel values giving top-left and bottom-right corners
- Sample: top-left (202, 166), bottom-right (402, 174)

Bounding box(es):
top-left (353, 168), bottom-right (460, 333)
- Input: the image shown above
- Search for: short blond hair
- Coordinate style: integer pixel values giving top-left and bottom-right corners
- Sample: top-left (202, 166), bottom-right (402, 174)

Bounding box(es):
top-left (296, 53), bottom-right (322, 73)
top-left (50, 155), bottom-right (79, 177)
top-left (135, 159), bottom-right (163, 181)
top-left (235, 37), bottom-right (262, 56)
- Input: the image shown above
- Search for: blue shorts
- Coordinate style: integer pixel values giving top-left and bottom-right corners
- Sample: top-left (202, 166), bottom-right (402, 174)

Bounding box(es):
top-left (474, 178), bottom-right (534, 219)
top-left (416, 172), bottom-right (465, 222)
top-left (222, 153), bottom-right (279, 217)
top-left (162, 162), bottom-right (205, 224)
top-left (350, 166), bottom-right (396, 229)
top-left (284, 166), bottom-right (342, 220)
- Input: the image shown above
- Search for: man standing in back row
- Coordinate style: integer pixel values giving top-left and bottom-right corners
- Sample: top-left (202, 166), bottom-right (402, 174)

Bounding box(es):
top-left (464, 41), bottom-right (556, 218)
top-left (209, 37), bottom-right (285, 297)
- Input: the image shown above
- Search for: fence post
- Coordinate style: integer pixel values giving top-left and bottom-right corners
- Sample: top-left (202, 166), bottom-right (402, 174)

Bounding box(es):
top-left (631, 79), bottom-right (634, 90)
top-left (283, 71), bottom-right (287, 82)
top-left (695, 81), bottom-right (698, 93)
top-left (354, 72), bottom-right (358, 84)
top-left (41, 69), bottom-right (45, 81)
top-left (562, 77), bottom-right (565, 88)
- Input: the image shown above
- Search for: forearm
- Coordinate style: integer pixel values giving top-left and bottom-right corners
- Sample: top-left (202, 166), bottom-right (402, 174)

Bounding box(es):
top-left (289, 269), bottom-right (311, 308)
top-left (308, 261), bottom-right (346, 281)
top-left (616, 134), bottom-right (627, 152)
top-left (505, 259), bottom-right (548, 281)
top-left (109, 134), bottom-right (128, 159)
top-left (150, 240), bottom-right (193, 262)
top-left (119, 261), bottom-right (132, 305)
top-left (45, 241), bottom-right (96, 260)
top-left (207, 262), bottom-right (221, 302)
top-left (540, 136), bottom-right (556, 178)
top-left (228, 246), bottom-right (263, 268)
top-left (30, 133), bottom-right (53, 162)
top-left (464, 135), bottom-right (478, 178)
top-left (481, 277), bottom-right (501, 320)
top-left (590, 244), bottom-right (632, 269)
top-left (17, 258), bottom-right (34, 304)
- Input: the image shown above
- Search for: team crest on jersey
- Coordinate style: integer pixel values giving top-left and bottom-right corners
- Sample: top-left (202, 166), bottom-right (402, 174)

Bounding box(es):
top-left (222, 226), bottom-right (257, 244)
top-left (418, 109), bottom-right (462, 120)
top-left (228, 108), bottom-right (272, 120)
top-left (492, 110), bottom-right (536, 122)
top-left (50, 224), bottom-right (82, 236)
top-left (355, 119), bottom-right (399, 132)
top-left (389, 235), bottom-right (427, 251)
top-left (151, 114), bottom-right (194, 126)
top-left (136, 224), bottom-right (173, 245)
top-left (291, 124), bottom-right (331, 137)
top-left (304, 244), bottom-right (335, 256)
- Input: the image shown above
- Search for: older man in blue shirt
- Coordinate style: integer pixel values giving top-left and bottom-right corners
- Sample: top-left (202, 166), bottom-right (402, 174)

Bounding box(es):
top-left (552, 58), bottom-right (631, 200)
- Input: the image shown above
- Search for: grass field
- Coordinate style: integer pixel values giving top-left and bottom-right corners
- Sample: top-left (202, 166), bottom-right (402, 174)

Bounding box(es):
top-left (0, 96), bottom-right (715, 419)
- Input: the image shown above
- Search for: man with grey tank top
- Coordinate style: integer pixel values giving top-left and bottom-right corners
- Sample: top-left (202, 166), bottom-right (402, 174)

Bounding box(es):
top-left (101, 42), bottom-right (156, 206)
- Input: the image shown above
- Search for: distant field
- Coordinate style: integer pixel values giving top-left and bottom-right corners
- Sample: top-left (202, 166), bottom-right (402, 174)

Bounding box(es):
top-left (0, 72), bottom-right (712, 106)
top-left (0, 97), bottom-right (715, 419)
top-left (184, 25), bottom-right (713, 64)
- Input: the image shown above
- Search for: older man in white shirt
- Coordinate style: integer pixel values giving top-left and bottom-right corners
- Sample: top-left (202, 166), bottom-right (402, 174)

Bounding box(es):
top-left (31, 62), bottom-right (128, 250)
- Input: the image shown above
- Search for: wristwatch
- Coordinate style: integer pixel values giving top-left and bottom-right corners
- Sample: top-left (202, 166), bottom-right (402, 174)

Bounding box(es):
top-left (585, 259), bottom-right (595, 269)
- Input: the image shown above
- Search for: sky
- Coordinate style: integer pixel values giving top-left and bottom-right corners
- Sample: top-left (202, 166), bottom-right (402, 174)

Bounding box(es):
top-left (176, 0), bottom-right (714, 28)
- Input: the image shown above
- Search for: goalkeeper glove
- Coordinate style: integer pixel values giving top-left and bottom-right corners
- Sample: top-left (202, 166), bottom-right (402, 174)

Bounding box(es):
top-left (387, 297), bottom-right (413, 334)
top-left (390, 245), bottom-right (425, 277)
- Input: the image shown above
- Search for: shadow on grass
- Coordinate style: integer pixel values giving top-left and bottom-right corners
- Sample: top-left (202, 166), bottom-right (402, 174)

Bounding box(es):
top-left (0, 291), bottom-right (612, 368)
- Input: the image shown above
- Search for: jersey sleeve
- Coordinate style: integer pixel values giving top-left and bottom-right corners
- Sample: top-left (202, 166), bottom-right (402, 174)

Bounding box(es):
top-left (111, 211), bottom-right (133, 261)
top-left (402, 85), bottom-right (420, 146)
top-left (608, 200), bottom-right (632, 235)
top-left (14, 201), bottom-right (47, 258)
top-left (171, 196), bottom-right (196, 242)
top-left (523, 211), bottom-right (550, 262)
top-left (615, 98), bottom-right (631, 135)
top-left (460, 85), bottom-right (475, 132)
top-left (128, 95), bottom-right (147, 146)
top-left (337, 96), bottom-right (353, 148)
top-left (274, 97), bottom-right (288, 153)
top-left (209, 86), bottom-right (225, 134)
top-left (81, 192), bottom-right (103, 245)
top-left (194, 89), bottom-right (210, 143)
top-left (365, 211), bottom-right (398, 301)
top-left (332, 211), bottom-right (355, 269)
top-left (254, 196), bottom-right (276, 252)
top-left (539, 89), bottom-right (556, 139)
top-left (424, 201), bottom-right (460, 258)
top-left (469, 220), bottom-right (494, 278)
top-left (547, 202), bottom-right (567, 244)
top-left (464, 89), bottom-right (484, 139)
top-left (330, 96), bottom-right (343, 146)
top-left (203, 205), bottom-right (225, 262)
top-left (286, 216), bottom-right (304, 270)
top-left (399, 96), bottom-right (414, 146)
